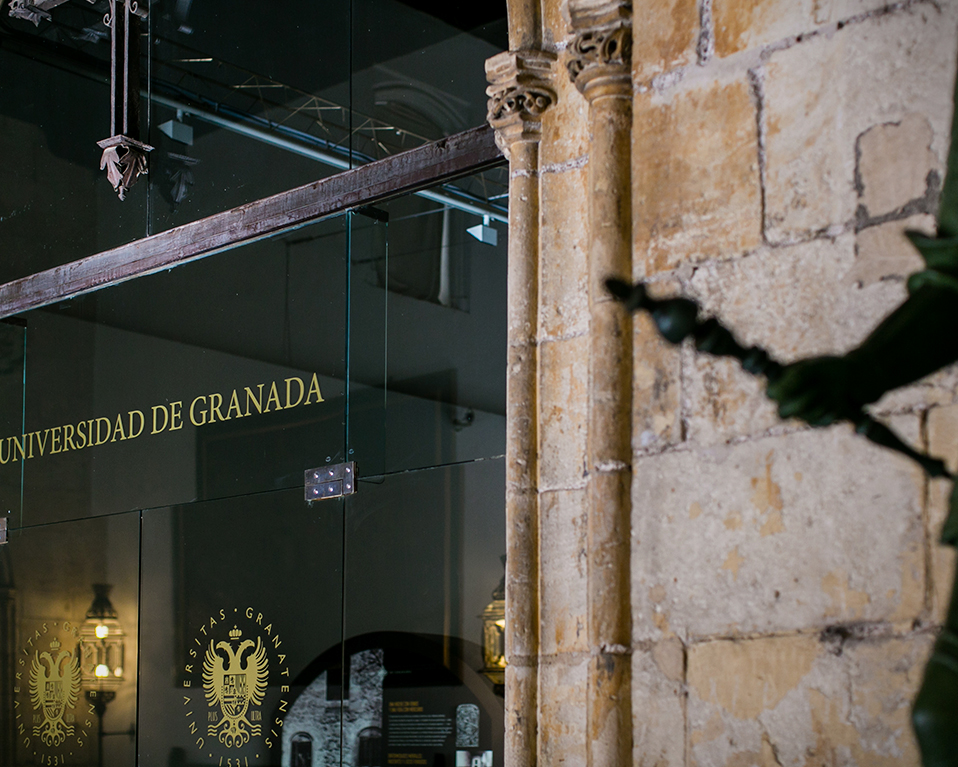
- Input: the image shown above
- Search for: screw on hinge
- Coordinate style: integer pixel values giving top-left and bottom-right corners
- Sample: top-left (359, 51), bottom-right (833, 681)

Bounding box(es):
top-left (304, 461), bottom-right (357, 501)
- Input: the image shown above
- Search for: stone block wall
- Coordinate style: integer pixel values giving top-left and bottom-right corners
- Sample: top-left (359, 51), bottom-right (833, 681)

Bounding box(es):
top-left (629, 1), bottom-right (958, 765)
top-left (491, 1), bottom-right (958, 763)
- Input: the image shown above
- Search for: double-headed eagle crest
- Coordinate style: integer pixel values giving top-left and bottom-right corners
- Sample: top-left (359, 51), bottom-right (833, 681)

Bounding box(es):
top-left (29, 639), bottom-right (81, 747)
top-left (203, 627), bottom-right (268, 748)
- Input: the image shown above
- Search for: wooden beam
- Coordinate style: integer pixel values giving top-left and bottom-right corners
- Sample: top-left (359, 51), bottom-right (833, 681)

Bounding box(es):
top-left (0, 125), bottom-right (503, 319)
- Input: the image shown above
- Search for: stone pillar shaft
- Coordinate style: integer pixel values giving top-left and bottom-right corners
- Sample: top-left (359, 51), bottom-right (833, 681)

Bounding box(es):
top-left (586, 93), bottom-right (633, 767)
top-left (486, 46), bottom-right (557, 767)
top-left (567, 3), bottom-right (634, 766)
top-left (507, 0), bottom-right (542, 52)
top-left (506, 138), bottom-right (540, 767)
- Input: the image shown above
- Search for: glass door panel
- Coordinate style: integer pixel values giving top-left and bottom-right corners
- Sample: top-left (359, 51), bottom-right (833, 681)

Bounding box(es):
top-left (138, 488), bottom-right (345, 767)
top-left (0, 8), bottom-right (148, 282)
top-left (0, 318), bottom-right (25, 530)
top-left (346, 171), bottom-right (508, 478)
top-left (0, 511), bottom-right (140, 767)
top-left (14, 215), bottom-right (349, 527)
top-left (146, 0), bottom-right (350, 235)
top-left (342, 459), bottom-right (506, 766)
top-left (346, 209), bottom-right (389, 479)
top-left (349, 0), bottom-right (506, 165)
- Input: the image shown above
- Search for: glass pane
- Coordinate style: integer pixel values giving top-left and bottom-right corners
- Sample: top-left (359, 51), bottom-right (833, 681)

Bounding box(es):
top-left (347, 170), bottom-right (508, 476)
top-left (138, 489), bottom-right (344, 767)
top-left (146, 2), bottom-right (351, 233)
top-left (0, 318), bottom-right (25, 530)
top-left (1, 511), bottom-right (140, 767)
top-left (346, 209), bottom-right (389, 478)
top-left (342, 459), bottom-right (506, 765)
top-left (0, 35), bottom-right (147, 283)
top-left (349, 0), bottom-right (507, 164)
top-left (0, 1), bottom-right (507, 285)
top-left (17, 215), bottom-right (348, 527)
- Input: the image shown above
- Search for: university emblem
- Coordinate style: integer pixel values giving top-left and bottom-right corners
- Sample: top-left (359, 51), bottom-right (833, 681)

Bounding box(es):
top-left (203, 626), bottom-right (268, 747)
top-left (29, 636), bottom-right (81, 747)
top-left (15, 621), bottom-right (93, 766)
top-left (182, 607), bottom-right (290, 764)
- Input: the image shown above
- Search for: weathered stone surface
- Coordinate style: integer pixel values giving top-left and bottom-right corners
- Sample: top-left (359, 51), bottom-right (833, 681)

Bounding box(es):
top-left (682, 218), bottom-right (953, 436)
top-left (849, 214), bottom-right (934, 288)
top-left (683, 352), bottom-right (780, 447)
top-left (632, 0), bottom-right (699, 85)
top-left (688, 234), bottom-right (905, 363)
top-left (506, 664), bottom-right (538, 767)
top-left (927, 404), bottom-right (958, 625)
top-left (632, 642), bottom-right (686, 767)
top-left (871, 364), bottom-right (958, 416)
top-left (713, 0), bottom-right (890, 58)
top-left (540, 488), bottom-right (588, 655)
top-left (540, 165), bottom-right (590, 340)
top-left (538, 657), bottom-right (588, 766)
top-left (634, 74), bottom-right (762, 276)
top-left (507, 140), bottom-right (542, 348)
top-left (858, 114), bottom-right (939, 219)
top-left (633, 310), bottom-right (683, 451)
top-left (632, 426), bottom-right (924, 640)
top-left (540, 68), bottom-right (589, 167)
top-left (684, 234), bottom-right (909, 444)
top-left (539, 335), bottom-right (589, 491)
top-left (687, 633), bottom-right (931, 766)
top-left (542, 0), bottom-right (571, 53)
top-left (763, 6), bottom-right (958, 243)
top-left (507, 343), bottom-right (538, 493)
top-left (590, 301), bottom-right (633, 466)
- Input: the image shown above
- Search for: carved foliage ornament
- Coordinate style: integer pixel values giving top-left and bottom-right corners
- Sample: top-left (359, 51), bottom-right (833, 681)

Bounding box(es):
top-left (488, 85), bottom-right (555, 125)
top-left (485, 50), bottom-right (557, 150)
top-left (567, 21), bottom-right (632, 94)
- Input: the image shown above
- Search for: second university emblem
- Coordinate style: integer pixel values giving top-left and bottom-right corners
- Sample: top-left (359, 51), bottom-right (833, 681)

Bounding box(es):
top-left (183, 607), bottom-right (289, 764)
top-left (203, 626), bottom-right (268, 747)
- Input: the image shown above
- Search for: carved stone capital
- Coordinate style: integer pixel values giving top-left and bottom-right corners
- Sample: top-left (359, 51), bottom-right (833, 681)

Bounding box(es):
top-left (567, 1), bottom-right (632, 100)
top-left (485, 49), bottom-right (557, 156)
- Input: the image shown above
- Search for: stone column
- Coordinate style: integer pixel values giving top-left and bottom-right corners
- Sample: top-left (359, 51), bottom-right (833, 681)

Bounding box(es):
top-left (567, 3), bottom-right (633, 767)
top-left (486, 48), bottom-right (556, 767)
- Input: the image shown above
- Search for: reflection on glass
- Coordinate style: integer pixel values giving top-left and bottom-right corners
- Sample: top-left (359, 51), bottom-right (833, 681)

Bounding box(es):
top-left (350, 0), bottom-right (507, 160)
top-left (0, 512), bottom-right (139, 767)
top-left (79, 584), bottom-right (127, 692)
top-left (147, 0), bottom-right (349, 234)
top-left (348, 169), bottom-right (508, 475)
top-left (480, 563), bottom-right (506, 689)
top-left (287, 634), bottom-right (500, 767)
top-left (137, 490), bottom-right (344, 767)
top-left (342, 458), bottom-right (506, 765)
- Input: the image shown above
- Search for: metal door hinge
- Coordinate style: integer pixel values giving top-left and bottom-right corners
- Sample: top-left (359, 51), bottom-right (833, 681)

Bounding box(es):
top-left (0, 517), bottom-right (7, 545)
top-left (305, 462), bottom-right (356, 501)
